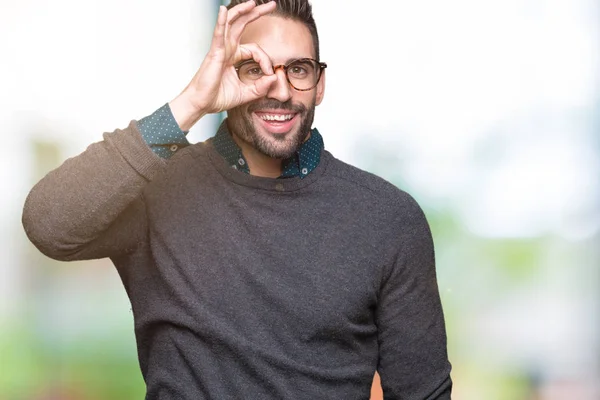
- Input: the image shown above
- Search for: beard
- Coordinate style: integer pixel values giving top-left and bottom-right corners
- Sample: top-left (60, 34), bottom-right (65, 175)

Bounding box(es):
top-left (226, 97), bottom-right (316, 160)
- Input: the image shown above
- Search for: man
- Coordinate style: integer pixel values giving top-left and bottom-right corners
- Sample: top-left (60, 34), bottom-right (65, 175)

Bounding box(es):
top-left (22, 0), bottom-right (452, 398)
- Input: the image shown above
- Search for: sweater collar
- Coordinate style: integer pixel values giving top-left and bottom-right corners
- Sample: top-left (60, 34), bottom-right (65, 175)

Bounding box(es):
top-left (212, 119), bottom-right (324, 179)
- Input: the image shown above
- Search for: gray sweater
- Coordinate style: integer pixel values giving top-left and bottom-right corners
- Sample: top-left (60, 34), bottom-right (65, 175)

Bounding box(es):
top-left (23, 121), bottom-right (452, 399)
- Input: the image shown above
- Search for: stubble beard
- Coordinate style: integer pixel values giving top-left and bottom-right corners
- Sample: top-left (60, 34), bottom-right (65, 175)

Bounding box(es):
top-left (226, 98), bottom-right (316, 160)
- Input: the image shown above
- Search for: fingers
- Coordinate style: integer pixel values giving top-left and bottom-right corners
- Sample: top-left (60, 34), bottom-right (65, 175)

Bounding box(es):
top-left (210, 1), bottom-right (276, 61)
top-left (242, 74), bottom-right (278, 103)
top-left (210, 1), bottom-right (262, 52)
top-left (209, 6), bottom-right (228, 53)
top-left (250, 1), bottom-right (278, 16)
top-left (238, 43), bottom-right (273, 74)
top-left (228, 2), bottom-right (277, 44)
top-left (226, 1), bottom-right (276, 25)
top-left (225, 0), bottom-right (258, 26)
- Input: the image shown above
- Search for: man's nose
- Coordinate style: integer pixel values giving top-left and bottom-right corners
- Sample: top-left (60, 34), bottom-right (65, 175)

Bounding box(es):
top-left (266, 66), bottom-right (292, 102)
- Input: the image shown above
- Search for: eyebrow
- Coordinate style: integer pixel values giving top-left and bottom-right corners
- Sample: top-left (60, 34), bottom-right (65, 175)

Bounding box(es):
top-left (276, 57), bottom-right (313, 65)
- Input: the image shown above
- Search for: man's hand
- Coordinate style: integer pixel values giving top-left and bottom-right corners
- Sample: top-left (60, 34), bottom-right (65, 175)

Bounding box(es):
top-left (169, 0), bottom-right (278, 131)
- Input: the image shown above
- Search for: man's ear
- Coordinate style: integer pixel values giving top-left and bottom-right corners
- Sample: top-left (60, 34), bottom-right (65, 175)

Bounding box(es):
top-left (315, 68), bottom-right (326, 106)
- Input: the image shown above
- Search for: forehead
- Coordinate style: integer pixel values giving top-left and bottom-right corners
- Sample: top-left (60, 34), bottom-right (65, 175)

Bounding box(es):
top-left (240, 15), bottom-right (315, 62)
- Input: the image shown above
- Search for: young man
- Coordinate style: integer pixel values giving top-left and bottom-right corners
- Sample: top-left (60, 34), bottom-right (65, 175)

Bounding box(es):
top-left (22, 0), bottom-right (452, 398)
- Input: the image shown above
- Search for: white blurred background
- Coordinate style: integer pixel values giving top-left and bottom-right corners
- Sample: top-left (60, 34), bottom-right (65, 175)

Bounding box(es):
top-left (1, 0), bottom-right (598, 399)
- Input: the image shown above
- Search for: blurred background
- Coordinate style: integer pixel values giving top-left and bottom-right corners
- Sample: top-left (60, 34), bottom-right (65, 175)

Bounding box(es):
top-left (1, 0), bottom-right (598, 399)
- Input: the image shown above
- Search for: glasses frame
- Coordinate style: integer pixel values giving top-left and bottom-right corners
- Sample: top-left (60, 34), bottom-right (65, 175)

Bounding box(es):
top-left (235, 58), bottom-right (328, 92)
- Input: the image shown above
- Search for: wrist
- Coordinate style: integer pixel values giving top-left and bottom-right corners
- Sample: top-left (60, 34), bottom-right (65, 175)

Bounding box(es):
top-left (169, 91), bottom-right (207, 132)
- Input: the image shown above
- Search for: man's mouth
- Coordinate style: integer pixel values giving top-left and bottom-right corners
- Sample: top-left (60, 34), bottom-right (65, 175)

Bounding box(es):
top-left (258, 113), bottom-right (294, 122)
top-left (253, 111), bottom-right (299, 134)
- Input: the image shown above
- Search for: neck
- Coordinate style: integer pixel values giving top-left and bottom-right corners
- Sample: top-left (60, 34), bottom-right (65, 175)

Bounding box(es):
top-left (230, 134), bottom-right (283, 178)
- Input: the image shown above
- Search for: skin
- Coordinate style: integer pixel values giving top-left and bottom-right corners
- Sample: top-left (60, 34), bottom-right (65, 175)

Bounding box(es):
top-left (168, 1), bottom-right (325, 178)
top-left (226, 15), bottom-right (325, 177)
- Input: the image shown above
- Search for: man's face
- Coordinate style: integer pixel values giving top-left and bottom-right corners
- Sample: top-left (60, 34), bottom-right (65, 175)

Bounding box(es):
top-left (227, 16), bottom-right (325, 160)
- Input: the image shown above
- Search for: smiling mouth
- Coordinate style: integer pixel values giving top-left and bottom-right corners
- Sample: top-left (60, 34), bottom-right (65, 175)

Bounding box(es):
top-left (253, 111), bottom-right (299, 134)
top-left (255, 110), bottom-right (298, 120)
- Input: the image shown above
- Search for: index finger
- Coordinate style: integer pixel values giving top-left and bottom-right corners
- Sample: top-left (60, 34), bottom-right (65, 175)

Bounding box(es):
top-left (228, 1), bottom-right (277, 47)
top-left (226, 0), bottom-right (276, 25)
top-left (225, 0), bottom-right (258, 26)
top-left (238, 43), bottom-right (274, 75)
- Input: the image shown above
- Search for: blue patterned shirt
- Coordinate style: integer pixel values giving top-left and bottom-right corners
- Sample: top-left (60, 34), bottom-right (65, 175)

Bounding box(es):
top-left (137, 103), bottom-right (323, 179)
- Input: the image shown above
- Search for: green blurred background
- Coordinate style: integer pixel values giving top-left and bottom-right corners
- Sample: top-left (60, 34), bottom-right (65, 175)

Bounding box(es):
top-left (1, 0), bottom-right (598, 399)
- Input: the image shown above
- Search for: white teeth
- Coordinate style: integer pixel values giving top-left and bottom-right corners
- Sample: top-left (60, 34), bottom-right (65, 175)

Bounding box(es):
top-left (259, 114), bottom-right (294, 122)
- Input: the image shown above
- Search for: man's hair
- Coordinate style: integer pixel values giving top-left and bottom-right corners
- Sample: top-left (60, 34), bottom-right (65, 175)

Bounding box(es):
top-left (226, 0), bottom-right (320, 61)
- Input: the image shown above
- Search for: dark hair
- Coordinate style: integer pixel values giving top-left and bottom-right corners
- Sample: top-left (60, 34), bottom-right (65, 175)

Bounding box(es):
top-left (226, 0), bottom-right (320, 61)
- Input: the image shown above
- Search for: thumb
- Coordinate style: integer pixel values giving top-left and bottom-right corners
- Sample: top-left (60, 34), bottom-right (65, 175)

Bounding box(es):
top-left (242, 74), bottom-right (277, 102)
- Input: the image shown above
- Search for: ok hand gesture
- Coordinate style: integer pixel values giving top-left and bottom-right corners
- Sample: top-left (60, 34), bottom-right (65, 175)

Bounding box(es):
top-left (170, 1), bottom-right (278, 131)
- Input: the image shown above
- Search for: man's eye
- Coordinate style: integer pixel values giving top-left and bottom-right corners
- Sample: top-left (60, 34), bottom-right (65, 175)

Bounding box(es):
top-left (288, 63), bottom-right (314, 79)
top-left (290, 66), bottom-right (307, 75)
top-left (247, 67), bottom-right (263, 76)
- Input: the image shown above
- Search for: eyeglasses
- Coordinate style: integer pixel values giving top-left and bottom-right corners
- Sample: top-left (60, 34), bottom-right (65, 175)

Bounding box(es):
top-left (235, 58), bottom-right (327, 91)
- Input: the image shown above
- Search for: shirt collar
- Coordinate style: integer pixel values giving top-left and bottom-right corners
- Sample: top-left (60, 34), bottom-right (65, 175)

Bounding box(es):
top-left (212, 119), bottom-right (324, 179)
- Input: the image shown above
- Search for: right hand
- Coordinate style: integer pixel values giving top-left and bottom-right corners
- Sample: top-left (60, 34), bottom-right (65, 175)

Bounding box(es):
top-left (170, 1), bottom-right (278, 130)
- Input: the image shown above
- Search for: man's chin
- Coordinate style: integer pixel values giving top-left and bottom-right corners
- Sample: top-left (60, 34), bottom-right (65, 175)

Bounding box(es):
top-left (253, 132), bottom-right (301, 159)
top-left (249, 126), bottom-right (305, 159)
top-left (227, 110), bottom-right (310, 159)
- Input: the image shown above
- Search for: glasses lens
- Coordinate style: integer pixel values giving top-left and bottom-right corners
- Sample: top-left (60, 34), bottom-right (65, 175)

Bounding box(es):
top-left (287, 60), bottom-right (318, 90)
top-left (237, 61), bottom-right (264, 84)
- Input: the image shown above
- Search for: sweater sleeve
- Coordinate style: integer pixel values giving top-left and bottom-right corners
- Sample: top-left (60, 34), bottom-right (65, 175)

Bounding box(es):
top-left (376, 196), bottom-right (452, 399)
top-left (22, 120), bottom-right (167, 261)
